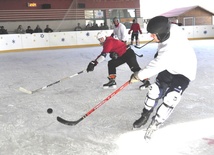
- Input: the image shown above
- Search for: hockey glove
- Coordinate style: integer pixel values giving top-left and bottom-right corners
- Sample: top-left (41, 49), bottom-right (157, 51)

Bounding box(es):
top-left (130, 72), bottom-right (140, 83)
top-left (109, 52), bottom-right (119, 60)
top-left (87, 61), bottom-right (97, 72)
top-left (139, 79), bottom-right (151, 90)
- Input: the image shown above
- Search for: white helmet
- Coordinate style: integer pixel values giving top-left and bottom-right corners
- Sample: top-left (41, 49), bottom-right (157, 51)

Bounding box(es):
top-left (97, 31), bottom-right (106, 40)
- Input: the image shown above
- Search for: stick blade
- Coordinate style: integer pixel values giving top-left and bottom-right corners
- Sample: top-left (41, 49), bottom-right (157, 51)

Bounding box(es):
top-left (19, 87), bottom-right (32, 94)
top-left (134, 45), bottom-right (141, 49)
top-left (57, 116), bottom-right (81, 126)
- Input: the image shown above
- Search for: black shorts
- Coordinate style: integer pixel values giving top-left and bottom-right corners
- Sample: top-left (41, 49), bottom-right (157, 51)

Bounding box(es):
top-left (156, 70), bottom-right (190, 96)
top-left (108, 48), bottom-right (141, 74)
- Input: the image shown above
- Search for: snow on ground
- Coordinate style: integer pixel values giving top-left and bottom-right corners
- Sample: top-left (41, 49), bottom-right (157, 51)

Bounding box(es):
top-left (0, 39), bottom-right (214, 155)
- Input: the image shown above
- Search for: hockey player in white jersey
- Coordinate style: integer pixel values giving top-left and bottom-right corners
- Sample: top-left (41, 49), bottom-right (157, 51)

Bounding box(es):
top-left (130, 16), bottom-right (197, 140)
top-left (111, 17), bottom-right (127, 43)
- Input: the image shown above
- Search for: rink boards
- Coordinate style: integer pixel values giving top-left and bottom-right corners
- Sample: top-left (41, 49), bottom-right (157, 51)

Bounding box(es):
top-left (0, 25), bottom-right (214, 52)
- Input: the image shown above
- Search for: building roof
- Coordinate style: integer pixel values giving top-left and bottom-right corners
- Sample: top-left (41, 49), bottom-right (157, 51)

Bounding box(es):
top-left (160, 5), bottom-right (214, 18)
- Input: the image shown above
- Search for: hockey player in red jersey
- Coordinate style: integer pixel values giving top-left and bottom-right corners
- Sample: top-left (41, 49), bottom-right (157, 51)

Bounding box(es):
top-left (128, 19), bottom-right (142, 45)
top-left (87, 31), bottom-right (141, 89)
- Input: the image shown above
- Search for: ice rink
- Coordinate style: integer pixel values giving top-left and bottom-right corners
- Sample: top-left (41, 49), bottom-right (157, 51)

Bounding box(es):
top-left (0, 39), bottom-right (214, 155)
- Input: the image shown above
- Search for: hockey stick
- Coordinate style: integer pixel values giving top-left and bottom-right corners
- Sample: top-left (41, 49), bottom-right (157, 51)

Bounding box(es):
top-left (134, 39), bottom-right (154, 49)
top-left (19, 70), bottom-right (85, 94)
top-left (57, 80), bottom-right (130, 126)
top-left (127, 45), bottom-right (143, 57)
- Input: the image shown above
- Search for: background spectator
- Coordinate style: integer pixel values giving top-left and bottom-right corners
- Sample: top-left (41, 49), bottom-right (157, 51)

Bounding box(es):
top-left (0, 26), bottom-right (8, 34)
top-left (34, 25), bottom-right (43, 33)
top-left (74, 23), bottom-right (82, 31)
top-left (44, 25), bottom-right (53, 33)
top-left (16, 25), bottom-right (25, 34)
top-left (91, 23), bottom-right (99, 30)
top-left (85, 23), bottom-right (91, 30)
top-left (103, 22), bottom-right (109, 30)
top-left (99, 22), bottom-right (109, 30)
top-left (26, 26), bottom-right (34, 34)
top-left (99, 23), bottom-right (104, 30)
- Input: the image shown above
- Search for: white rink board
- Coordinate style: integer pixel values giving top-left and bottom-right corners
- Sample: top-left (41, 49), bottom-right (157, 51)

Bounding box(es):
top-left (0, 34), bottom-right (22, 51)
top-left (22, 33), bottom-right (49, 48)
top-left (48, 32), bottom-right (76, 47)
top-left (0, 25), bottom-right (214, 52)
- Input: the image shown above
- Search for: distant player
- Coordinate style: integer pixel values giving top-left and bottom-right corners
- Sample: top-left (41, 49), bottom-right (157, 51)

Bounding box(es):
top-left (111, 17), bottom-right (127, 43)
top-left (128, 19), bottom-right (142, 45)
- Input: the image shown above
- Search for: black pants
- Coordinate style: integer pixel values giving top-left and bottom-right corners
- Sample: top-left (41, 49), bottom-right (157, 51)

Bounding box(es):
top-left (131, 32), bottom-right (139, 41)
top-left (156, 70), bottom-right (190, 98)
top-left (108, 48), bottom-right (141, 75)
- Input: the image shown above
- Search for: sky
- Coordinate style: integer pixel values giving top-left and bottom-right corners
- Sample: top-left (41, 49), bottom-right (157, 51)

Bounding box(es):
top-left (0, 39), bottom-right (214, 155)
top-left (140, 0), bottom-right (214, 18)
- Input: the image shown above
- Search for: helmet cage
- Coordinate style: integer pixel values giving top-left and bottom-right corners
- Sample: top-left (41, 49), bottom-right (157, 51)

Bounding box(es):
top-left (97, 31), bottom-right (106, 41)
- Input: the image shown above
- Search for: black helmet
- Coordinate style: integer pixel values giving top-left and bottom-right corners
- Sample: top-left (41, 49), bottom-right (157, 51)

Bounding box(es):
top-left (147, 16), bottom-right (171, 42)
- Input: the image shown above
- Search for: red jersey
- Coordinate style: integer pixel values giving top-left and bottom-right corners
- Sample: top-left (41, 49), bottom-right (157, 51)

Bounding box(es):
top-left (102, 37), bottom-right (127, 57)
top-left (129, 23), bottom-right (142, 33)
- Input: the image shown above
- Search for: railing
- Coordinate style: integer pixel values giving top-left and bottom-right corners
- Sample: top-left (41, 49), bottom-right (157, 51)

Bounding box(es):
top-left (0, 9), bottom-right (85, 21)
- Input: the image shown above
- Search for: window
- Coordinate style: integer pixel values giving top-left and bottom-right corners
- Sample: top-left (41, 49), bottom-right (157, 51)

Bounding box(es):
top-left (109, 9), bottom-right (136, 28)
top-left (85, 10), bottom-right (94, 19)
top-left (85, 10), bottom-right (106, 30)
top-left (94, 10), bottom-right (104, 19)
top-left (109, 9), bottom-right (135, 18)
top-left (183, 17), bottom-right (194, 26)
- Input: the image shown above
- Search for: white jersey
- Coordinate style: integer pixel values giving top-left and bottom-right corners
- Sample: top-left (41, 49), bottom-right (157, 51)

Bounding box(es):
top-left (113, 23), bottom-right (127, 42)
top-left (138, 24), bottom-right (197, 81)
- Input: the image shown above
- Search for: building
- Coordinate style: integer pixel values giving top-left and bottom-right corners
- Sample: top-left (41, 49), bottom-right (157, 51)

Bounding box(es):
top-left (0, 0), bottom-right (142, 33)
top-left (160, 5), bottom-right (214, 26)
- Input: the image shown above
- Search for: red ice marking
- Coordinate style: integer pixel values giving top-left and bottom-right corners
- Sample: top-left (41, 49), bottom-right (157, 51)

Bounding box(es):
top-left (203, 138), bottom-right (214, 145)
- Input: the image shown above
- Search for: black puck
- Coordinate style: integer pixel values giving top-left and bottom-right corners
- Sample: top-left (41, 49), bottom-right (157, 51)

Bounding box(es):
top-left (47, 108), bottom-right (53, 114)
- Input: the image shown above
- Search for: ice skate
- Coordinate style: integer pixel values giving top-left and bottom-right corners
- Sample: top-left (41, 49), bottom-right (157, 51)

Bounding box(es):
top-left (136, 42), bottom-right (139, 46)
top-left (103, 75), bottom-right (117, 89)
top-left (133, 108), bottom-right (153, 129)
top-left (103, 79), bottom-right (117, 89)
top-left (144, 118), bottom-right (162, 141)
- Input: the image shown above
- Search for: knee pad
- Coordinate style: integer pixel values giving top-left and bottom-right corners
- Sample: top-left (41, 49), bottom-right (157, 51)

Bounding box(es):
top-left (147, 83), bottom-right (160, 99)
top-left (144, 95), bottom-right (158, 110)
top-left (163, 91), bottom-right (182, 107)
top-left (144, 83), bottom-right (160, 110)
top-left (155, 103), bottom-right (174, 123)
top-left (154, 91), bottom-right (182, 123)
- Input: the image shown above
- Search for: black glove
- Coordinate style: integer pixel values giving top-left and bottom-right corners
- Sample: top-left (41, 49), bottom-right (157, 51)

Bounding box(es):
top-left (139, 79), bottom-right (151, 90)
top-left (109, 52), bottom-right (118, 60)
top-left (87, 61), bottom-right (97, 72)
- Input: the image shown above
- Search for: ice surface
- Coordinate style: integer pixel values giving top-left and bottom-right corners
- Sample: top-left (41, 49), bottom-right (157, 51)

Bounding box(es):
top-left (0, 40), bottom-right (214, 155)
